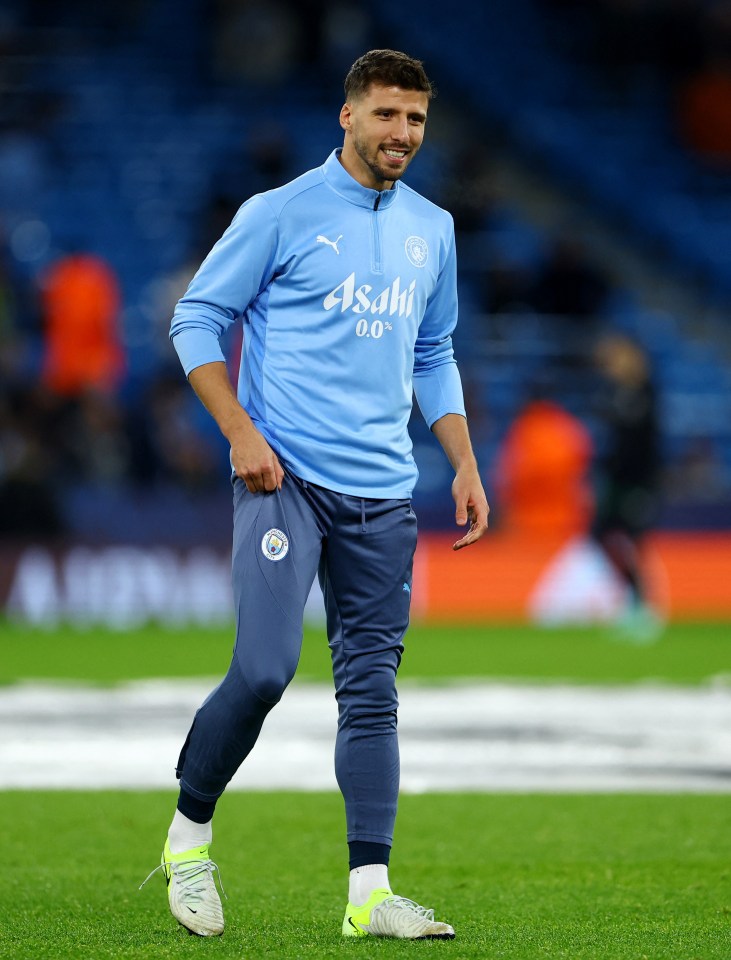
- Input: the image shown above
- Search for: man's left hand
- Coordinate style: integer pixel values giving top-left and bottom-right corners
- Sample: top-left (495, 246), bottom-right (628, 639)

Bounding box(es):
top-left (451, 466), bottom-right (489, 551)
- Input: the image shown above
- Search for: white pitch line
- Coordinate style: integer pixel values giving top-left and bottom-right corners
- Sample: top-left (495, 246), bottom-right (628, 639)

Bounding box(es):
top-left (0, 680), bottom-right (730, 792)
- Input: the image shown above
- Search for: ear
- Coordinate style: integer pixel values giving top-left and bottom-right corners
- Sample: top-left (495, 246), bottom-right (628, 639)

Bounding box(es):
top-left (339, 102), bottom-right (352, 133)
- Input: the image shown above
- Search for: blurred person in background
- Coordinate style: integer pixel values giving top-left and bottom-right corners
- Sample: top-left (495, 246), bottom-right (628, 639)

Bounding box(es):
top-left (0, 383), bottom-right (64, 538)
top-left (0, 228), bottom-right (40, 387)
top-left (142, 49), bottom-right (488, 942)
top-left (0, 231), bottom-right (63, 537)
top-left (54, 388), bottom-right (133, 488)
top-left (39, 250), bottom-right (125, 397)
top-left (591, 333), bottom-right (662, 639)
top-left (29, 249), bottom-right (132, 499)
top-left (675, 0), bottom-right (731, 170)
top-left (677, 53), bottom-right (731, 170)
top-left (128, 374), bottom-right (220, 490)
top-left (495, 376), bottom-right (594, 540)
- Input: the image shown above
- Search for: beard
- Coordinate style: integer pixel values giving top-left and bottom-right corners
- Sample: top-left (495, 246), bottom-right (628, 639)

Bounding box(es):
top-left (351, 130), bottom-right (416, 187)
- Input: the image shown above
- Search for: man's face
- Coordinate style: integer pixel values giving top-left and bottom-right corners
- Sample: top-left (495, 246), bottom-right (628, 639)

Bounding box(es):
top-left (339, 83), bottom-right (429, 190)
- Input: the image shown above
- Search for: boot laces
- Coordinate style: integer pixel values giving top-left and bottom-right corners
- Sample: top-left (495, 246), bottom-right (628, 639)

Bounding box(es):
top-left (378, 896), bottom-right (435, 921)
top-left (139, 857), bottom-right (227, 900)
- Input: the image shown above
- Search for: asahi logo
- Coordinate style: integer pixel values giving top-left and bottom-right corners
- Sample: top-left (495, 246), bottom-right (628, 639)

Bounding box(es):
top-left (324, 272), bottom-right (416, 318)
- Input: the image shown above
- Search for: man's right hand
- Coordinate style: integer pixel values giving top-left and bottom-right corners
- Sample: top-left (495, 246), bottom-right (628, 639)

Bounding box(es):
top-left (230, 424), bottom-right (284, 493)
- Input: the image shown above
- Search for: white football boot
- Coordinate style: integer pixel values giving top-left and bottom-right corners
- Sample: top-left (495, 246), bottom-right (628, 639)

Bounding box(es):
top-left (141, 838), bottom-right (225, 936)
top-left (343, 887), bottom-right (455, 939)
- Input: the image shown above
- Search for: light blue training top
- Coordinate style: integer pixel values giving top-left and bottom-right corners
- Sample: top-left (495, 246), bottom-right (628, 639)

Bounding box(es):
top-left (170, 149), bottom-right (465, 498)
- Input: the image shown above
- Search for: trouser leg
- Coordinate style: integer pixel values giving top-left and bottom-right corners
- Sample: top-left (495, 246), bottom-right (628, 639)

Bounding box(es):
top-left (176, 476), bottom-right (322, 804)
top-left (320, 497), bottom-right (417, 846)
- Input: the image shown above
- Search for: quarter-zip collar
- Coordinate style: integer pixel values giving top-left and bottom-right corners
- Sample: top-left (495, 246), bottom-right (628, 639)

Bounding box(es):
top-left (322, 149), bottom-right (400, 210)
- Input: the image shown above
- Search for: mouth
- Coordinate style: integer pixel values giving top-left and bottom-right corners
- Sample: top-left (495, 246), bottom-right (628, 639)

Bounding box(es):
top-left (381, 147), bottom-right (409, 164)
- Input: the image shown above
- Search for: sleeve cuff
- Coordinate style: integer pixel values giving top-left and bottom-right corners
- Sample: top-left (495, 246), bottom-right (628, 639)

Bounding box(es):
top-left (172, 328), bottom-right (227, 378)
top-left (414, 362), bottom-right (465, 428)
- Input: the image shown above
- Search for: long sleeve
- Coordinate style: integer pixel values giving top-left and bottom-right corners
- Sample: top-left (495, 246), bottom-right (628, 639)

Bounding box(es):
top-left (412, 227), bottom-right (466, 427)
top-left (170, 195), bottom-right (279, 377)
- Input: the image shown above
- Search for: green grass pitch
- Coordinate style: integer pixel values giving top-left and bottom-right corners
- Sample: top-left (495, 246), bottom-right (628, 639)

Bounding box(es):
top-left (1, 619), bottom-right (729, 685)
top-left (2, 791), bottom-right (729, 960)
top-left (2, 620), bottom-right (729, 957)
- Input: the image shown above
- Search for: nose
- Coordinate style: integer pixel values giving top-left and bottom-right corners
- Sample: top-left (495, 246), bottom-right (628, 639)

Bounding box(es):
top-left (389, 115), bottom-right (410, 144)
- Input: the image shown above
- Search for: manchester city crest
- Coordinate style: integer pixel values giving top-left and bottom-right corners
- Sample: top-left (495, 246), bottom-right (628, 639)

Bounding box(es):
top-left (405, 235), bottom-right (428, 268)
top-left (261, 528), bottom-right (289, 562)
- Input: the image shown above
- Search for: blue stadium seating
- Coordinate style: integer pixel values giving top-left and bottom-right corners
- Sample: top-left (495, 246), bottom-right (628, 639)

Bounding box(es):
top-left (2, 0), bottom-right (729, 527)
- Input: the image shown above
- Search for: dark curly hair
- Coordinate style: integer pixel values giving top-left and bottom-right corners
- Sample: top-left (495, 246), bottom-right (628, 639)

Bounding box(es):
top-left (344, 49), bottom-right (435, 102)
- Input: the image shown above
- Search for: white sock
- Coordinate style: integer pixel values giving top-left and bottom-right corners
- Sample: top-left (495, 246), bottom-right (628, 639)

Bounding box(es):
top-left (167, 809), bottom-right (213, 854)
top-left (349, 863), bottom-right (390, 905)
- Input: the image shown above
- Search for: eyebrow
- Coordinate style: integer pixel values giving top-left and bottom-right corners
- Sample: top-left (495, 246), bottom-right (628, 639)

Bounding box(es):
top-left (370, 105), bottom-right (428, 121)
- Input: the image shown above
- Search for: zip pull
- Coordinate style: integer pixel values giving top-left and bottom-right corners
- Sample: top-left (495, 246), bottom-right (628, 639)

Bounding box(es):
top-left (373, 193), bottom-right (381, 211)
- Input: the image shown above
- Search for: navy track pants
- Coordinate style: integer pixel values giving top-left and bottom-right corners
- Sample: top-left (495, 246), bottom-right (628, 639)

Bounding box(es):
top-left (175, 471), bottom-right (417, 846)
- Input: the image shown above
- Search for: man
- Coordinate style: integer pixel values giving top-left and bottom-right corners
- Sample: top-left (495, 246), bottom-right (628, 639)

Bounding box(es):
top-left (591, 334), bottom-right (662, 640)
top-left (146, 49), bottom-right (489, 940)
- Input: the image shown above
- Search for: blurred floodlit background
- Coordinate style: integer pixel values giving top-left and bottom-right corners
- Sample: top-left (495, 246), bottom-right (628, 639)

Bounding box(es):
top-left (1, 0), bottom-right (730, 630)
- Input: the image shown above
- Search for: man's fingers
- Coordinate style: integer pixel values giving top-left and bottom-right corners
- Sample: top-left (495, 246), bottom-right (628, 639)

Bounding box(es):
top-left (239, 456), bottom-right (284, 493)
top-left (452, 523), bottom-right (486, 550)
top-left (452, 535), bottom-right (471, 550)
top-left (452, 527), bottom-right (481, 550)
top-left (241, 470), bottom-right (261, 493)
top-left (452, 502), bottom-right (489, 550)
top-left (264, 456), bottom-right (285, 491)
top-left (261, 466), bottom-right (278, 492)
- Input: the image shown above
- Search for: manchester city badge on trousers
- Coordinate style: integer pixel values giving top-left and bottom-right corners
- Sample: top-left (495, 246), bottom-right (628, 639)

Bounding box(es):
top-left (261, 528), bottom-right (289, 562)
